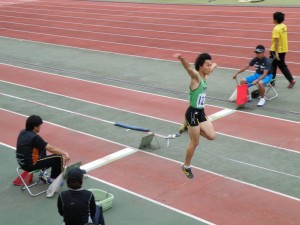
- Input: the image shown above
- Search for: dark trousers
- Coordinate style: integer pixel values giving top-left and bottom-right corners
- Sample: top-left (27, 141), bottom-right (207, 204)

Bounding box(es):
top-left (20, 154), bottom-right (63, 179)
top-left (270, 51), bottom-right (294, 82)
top-left (92, 205), bottom-right (105, 225)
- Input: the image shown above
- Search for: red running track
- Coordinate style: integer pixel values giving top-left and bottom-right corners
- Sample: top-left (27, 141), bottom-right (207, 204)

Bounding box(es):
top-left (0, 0), bottom-right (299, 76)
top-left (2, 109), bottom-right (300, 225)
top-left (1, 64), bottom-right (299, 152)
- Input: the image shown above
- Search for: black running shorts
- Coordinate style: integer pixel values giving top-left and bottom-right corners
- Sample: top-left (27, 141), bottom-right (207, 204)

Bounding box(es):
top-left (185, 106), bottom-right (207, 127)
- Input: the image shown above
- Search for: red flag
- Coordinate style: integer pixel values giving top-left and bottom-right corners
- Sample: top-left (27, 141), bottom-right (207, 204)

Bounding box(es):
top-left (13, 171), bottom-right (33, 186)
top-left (236, 84), bottom-right (248, 106)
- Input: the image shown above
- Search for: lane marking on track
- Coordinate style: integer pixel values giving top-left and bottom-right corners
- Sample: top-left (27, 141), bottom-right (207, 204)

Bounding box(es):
top-left (89, 174), bottom-right (217, 225)
top-left (1, 15), bottom-right (299, 44)
top-left (0, 35), bottom-right (299, 74)
top-left (202, 149), bottom-right (300, 179)
top-left (3, 94), bottom-right (300, 180)
top-left (0, 139), bottom-right (218, 225)
top-left (2, 95), bottom-right (300, 179)
top-left (0, 90), bottom-right (179, 124)
top-left (0, 28), bottom-right (255, 60)
top-left (3, 4), bottom-right (300, 25)
top-left (3, 0), bottom-right (300, 15)
top-left (81, 147), bottom-right (137, 172)
top-left (0, 142), bottom-right (16, 149)
top-left (3, 24), bottom-right (300, 72)
top-left (0, 93), bottom-right (235, 124)
top-left (0, 0), bottom-right (40, 6)
top-left (0, 63), bottom-right (299, 124)
top-left (2, 16), bottom-right (300, 55)
top-left (6, 20), bottom-right (300, 52)
top-left (0, 140), bottom-right (136, 174)
top-left (2, 11), bottom-right (300, 30)
top-left (1, 89), bottom-right (300, 154)
top-left (1, 27), bottom-right (300, 65)
top-left (1, 110), bottom-right (300, 202)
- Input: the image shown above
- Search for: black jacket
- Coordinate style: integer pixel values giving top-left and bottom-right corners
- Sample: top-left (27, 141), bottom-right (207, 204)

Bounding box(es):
top-left (58, 189), bottom-right (96, 225)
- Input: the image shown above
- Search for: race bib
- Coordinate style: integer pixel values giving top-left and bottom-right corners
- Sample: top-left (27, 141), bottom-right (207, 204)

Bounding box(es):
top-left (196, 94), bottom-right (206, 107)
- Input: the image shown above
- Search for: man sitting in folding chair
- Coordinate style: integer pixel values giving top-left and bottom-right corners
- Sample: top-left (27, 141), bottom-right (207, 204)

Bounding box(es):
top-left (232, 45), bottom-right (273, 107)
top-left (16, 115), bottom-right (70, 185)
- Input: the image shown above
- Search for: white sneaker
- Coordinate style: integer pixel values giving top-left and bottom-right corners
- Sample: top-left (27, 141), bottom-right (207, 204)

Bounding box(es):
top-left (257, 97), bottom-right (266, 107)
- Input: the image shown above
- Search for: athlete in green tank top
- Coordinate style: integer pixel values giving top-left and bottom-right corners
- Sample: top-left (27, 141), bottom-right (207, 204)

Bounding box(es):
top-left (189, 76), bottom-right (207, 109)
top-left (173, 52), bottom-right (216, 179)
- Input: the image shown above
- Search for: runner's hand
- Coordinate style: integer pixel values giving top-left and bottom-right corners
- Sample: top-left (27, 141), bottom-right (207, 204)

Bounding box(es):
top-left (173, 53), bottom-right (182, 59)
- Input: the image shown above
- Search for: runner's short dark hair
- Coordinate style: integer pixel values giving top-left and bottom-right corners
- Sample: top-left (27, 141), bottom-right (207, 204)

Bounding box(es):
top-left (195, 53), bottom-right (212, 71)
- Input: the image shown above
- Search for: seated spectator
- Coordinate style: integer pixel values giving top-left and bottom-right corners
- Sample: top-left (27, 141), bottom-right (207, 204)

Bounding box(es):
top-left (57, 168), bottom-right (105, 225)
top-left (232, 45), bottom-right (273, 107)
top-left (16, 115), bottom-right (70, 184)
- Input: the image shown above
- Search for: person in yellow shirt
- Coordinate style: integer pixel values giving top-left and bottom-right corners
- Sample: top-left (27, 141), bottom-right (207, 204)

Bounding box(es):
top-left (270, 12), bottom-right (296, 88)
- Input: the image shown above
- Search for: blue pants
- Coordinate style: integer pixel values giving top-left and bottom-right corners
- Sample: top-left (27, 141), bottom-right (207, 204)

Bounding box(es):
top-left (92, 205), bottom-right (105, 225)
top-left (245, 72), bottom-right (273, 87)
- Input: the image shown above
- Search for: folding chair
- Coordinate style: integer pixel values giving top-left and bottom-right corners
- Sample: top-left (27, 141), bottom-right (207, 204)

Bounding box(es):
top-left (265, 79), bottom-right (278, 101)
top-left (250, 79), bottom-right (278, 101)
top-left (16, 166), bottom-right (47, 197)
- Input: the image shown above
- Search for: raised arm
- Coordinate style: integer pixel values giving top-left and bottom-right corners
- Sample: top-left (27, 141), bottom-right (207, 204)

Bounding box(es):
top-left (210, 63), bottom-right (218, 74)
top-left (206, 62), bottom-right (218, 79)
top-left (173, 53), bottom-right (198, 79)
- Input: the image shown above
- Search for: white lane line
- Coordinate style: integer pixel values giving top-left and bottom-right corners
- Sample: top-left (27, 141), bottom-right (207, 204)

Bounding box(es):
top-left (4, 0), bottom-right (300, 15)
top-left (0, 90), bottom-right (179, 124)
top-left (0, 28), bottom-right (253, 60)
top-left (0, 142), bottom-right (15, 149)
top-left (89, 175), bottom-right (217, 225)
top-left (1, 62), bottom-right (299, 124)
top-left (81, 147), bottom-right (137, 172)
top-left (0, 93), bottom-right (236, 134)
top-left (2, 28), bottom-right (300, 65)
top-left (0, 142), bottom-right (216, 225)
top-left (1, 91), bottom-right (300, 154)
top-left (0, 140), bottom-right (136, 174)
top-left (2, 5), bottom-right (300, 27)
top-left (202, 149), bottom-right (300, 179)
top-left (5, 20), bottom-right (297, 52)
top-left (2, 95), bottom-right (300, 180)
top-left (1, 15), bottom-right (299, 44)
top-left (0, 93), bottom-right (115, 124)
top-left (1, 36), bottom-right (299, 73)
top-left (3, 94), bottom-right (300, 183)
top-left (1, 112), bottom-right (300, 203)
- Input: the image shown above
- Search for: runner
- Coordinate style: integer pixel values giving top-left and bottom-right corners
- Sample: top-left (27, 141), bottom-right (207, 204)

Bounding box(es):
top-left (173, 53), bottom-right (216, 179)
top-left (179, 62), bottom-right (217, 134)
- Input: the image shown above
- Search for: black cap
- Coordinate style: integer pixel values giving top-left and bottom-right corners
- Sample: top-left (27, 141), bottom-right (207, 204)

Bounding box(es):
top-left (254, 45), bottom-right (265, 53)
top-left (67, 168), bottom-right (84, 182)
